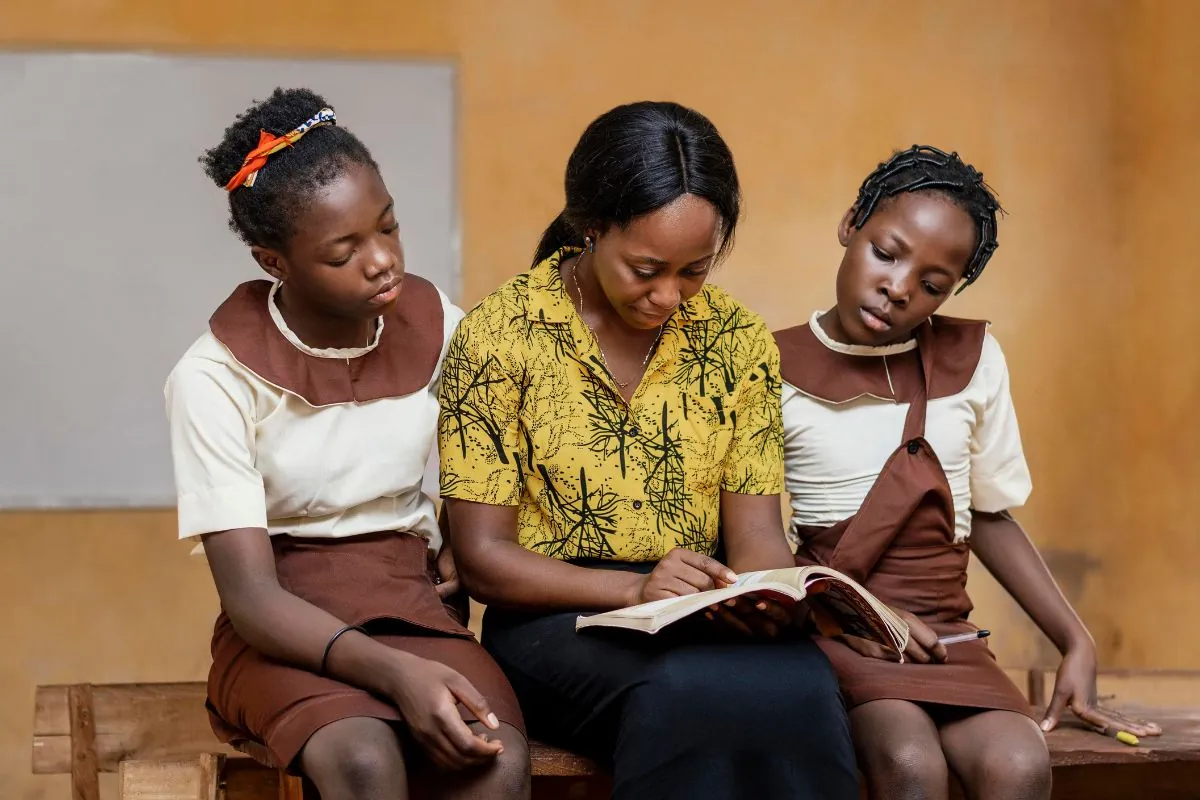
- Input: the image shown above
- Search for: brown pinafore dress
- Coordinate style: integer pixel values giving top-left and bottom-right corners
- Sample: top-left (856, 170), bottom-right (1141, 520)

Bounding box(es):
top-left (775, 317), bottom-right (1031, 717)
top-left (203, 277), bottom-right (524, 770)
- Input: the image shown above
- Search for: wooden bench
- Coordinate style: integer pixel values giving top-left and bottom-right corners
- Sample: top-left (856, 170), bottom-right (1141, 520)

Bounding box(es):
top-left (31, 683), bottom-right (606, 800)
top-left (32, 674), bottom-right (1200, 799)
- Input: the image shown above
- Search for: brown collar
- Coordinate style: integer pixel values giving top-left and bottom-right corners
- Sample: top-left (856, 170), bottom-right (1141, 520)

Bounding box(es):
top-left (209, 275), bottom-right (444, 406)
top-left (774, 315), bottom-right (987, 403)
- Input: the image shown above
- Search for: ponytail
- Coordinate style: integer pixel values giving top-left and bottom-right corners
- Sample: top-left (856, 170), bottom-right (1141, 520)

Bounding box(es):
top-left (532, 211), bottom-right (584, 266)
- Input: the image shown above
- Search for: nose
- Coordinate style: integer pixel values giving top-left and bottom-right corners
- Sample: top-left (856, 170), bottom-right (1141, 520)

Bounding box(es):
top-left (879, 269), bottom-right (912, 307)
top-left (365, 239), bottom-right (399, 279)
top-left (649, 278), bottom-right (682, 312)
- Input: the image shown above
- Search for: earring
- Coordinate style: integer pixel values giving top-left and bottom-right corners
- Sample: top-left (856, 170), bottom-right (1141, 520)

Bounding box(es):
top-left (584, 236), bottom-right (595, 253)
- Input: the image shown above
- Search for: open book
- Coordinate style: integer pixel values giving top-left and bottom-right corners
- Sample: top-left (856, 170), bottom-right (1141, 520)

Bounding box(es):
top-left (575, 565), bottom-right (909, 655)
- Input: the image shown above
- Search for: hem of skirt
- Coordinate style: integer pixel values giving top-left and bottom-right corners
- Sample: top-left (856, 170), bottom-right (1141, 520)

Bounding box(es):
top-left (355, 612), bottom-right (475, 640)
top-left (843, 687), bottom-right (1033, 719)
top-left (270, 691), bottom-right (403, 771)
top-left (213, 691), bottom-right (528, 773)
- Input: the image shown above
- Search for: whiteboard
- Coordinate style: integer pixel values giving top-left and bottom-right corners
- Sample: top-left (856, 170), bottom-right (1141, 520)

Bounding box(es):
top-left (0, 53), bottom-right (457, 508)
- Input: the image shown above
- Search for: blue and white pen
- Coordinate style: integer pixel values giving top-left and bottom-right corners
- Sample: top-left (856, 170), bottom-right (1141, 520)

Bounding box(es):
top-left (937, 629), bottom-right (991, 646)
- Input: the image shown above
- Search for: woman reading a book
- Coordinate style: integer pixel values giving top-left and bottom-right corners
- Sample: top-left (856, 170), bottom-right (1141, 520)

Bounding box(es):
top-left (438, 101), bottom-right (858, 800)
top-left (775, 145), bottom-right (1161, 800)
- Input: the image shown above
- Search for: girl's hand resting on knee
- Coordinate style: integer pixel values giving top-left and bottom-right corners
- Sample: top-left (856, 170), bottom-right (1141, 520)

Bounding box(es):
top-left (384, 651), bottom-right (504, 771)
top-left (837, 608), bottom-right (948, 664)
top-left (1041, 644), bottom-right (1162, 738)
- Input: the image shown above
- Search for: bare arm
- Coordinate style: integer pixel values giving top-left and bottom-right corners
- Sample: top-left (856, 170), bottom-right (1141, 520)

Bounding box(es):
top-left (713, 491), bottom-right (808, 636)
top-left (719, 490), bottom-right (795, 573)
top-left (446, 499), bottom-right (642, 612)
top-left (968, 510), bottom-right (1090, 655)
top-left (971, 510), bottom-right (1159, 736)
top-left (202, 526), bottom-right (406, 692)
top-left (447, 499), bottom-right (738, 613)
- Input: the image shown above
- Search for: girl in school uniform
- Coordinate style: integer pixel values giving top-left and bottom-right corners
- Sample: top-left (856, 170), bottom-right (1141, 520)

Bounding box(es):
top-left (775, 145), bottom-right (1160, 799)
top-left (165, 88), bottom-right (528, 800)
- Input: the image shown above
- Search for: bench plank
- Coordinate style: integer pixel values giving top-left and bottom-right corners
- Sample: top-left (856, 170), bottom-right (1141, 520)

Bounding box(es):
top-left (34, 684), bottom-right (239, 774)
top-left (1044, 705), bottom-right (1200, 767)
top-left (34, 683), bottom-right (600, 777)
top-left (118, 754), bottom-right (222, 800)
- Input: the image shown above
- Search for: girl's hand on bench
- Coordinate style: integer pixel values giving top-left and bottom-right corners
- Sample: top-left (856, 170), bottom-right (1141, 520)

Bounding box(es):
top-left (1041, 645), bottom-right (1163, 737)
top-left (385, 652), bottom-right (504, 770)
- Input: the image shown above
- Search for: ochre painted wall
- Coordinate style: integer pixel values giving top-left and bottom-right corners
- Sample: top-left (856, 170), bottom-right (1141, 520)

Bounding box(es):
top-left (2, 1), bottom-right (1195, 796)
top-left (1105, 0), bottom-right (1200, 675)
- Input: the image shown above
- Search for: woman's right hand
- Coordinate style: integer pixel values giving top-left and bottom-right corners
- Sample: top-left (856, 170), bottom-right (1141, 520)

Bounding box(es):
top-left (636, 547), bottom-right (739, 603)
top-left (383, 651), bottom-right (504, 771)
top-left (635, 548), bottom-right (791, 637)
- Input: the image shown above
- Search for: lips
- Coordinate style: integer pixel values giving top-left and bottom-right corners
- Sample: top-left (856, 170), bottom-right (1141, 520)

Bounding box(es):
top-left (859, 306), bottom-right (893, 333)
top-left (368, 276), bottom-right (403, 306)
top-left (636, 306), bottom-right (677, 325)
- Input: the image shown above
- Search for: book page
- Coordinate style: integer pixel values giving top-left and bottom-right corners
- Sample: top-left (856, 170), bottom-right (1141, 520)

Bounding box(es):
top-left (734, 566), bottom-right (817, 589)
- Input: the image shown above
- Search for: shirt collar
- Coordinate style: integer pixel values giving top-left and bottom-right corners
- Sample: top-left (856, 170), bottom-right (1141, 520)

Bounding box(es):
top-left (808, 310), bottom-right (917, 356)
top-left (268, 280), bottom-right (383, 359)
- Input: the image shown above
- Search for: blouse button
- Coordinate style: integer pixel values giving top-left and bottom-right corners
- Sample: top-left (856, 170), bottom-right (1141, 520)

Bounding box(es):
top-left (632, 500), bottom-right (643, 510)
top-left (628, 427), bottom-right (640, 437)
top-left (907, 440), bottom-right (920, 455)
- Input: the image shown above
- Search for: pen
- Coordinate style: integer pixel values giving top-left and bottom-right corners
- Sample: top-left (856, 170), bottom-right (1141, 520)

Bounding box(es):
top-left (936, 629), bottom-right (990, 646)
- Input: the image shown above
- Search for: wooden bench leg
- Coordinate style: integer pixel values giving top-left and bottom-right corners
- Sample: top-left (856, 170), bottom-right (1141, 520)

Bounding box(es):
top-left (118, 753), bottom-right (223, 799)
top-left (68, 683), bottom-right (100, 800)
top-left (277, 771), bottom-right (305, 800)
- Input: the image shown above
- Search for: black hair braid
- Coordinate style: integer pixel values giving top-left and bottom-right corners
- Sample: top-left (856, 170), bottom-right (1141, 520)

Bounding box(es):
top-left (852, 145), bottom-right (1003, 290)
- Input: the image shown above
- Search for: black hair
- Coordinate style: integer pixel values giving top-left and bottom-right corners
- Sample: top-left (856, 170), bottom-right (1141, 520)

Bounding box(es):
top-left (851, 145), bottom-right (1003, 290)
top-left (533, 101), bottom-right (741, 266)
top-left (201, 88), bottom-right (379, 250)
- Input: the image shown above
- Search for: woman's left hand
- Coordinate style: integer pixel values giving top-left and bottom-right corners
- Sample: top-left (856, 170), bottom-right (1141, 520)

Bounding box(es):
top-left (1041, 643), bottom-right (1162, 737)
top-left (703, 594), bottom-right (800, 638)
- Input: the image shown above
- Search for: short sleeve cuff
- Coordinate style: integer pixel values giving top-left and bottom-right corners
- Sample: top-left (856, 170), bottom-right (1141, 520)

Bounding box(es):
top-left (439, 470), bottom-right (521, 507)
top-left (177, 483), bottom-right (268, 539)
top-left (721, 469), bottom-right (785, 496)
top-left (970, 461), bottom-right (1032, 513)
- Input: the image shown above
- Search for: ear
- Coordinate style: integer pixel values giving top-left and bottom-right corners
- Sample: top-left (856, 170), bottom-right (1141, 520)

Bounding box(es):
top-left (837, 207), bottom-right (858, 247)
top-left (251, 246), bottom-right (288, 282)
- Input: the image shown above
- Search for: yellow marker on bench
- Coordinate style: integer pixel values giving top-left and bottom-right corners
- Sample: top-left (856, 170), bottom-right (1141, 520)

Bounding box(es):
top-left (1116, 731), bottom-right (1140, 747)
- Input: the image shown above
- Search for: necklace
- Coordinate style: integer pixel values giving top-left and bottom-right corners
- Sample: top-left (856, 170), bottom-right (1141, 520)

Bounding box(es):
top-left (569, 255), bottom-right (664, 389)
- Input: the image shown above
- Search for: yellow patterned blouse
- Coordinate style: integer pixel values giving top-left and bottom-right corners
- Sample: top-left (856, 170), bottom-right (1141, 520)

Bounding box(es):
top-left (438, 249), bottom-right (784, 562)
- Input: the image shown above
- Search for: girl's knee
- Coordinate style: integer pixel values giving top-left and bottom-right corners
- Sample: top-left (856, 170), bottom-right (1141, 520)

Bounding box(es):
top-left (300, 717), bottom-right (406, 797)
top-left (976, 738), bottom-right (1051, 798)
top-left (871, 739), bottom-right (949, 793)
top-left (474, 722), bottom-right (531, 797)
